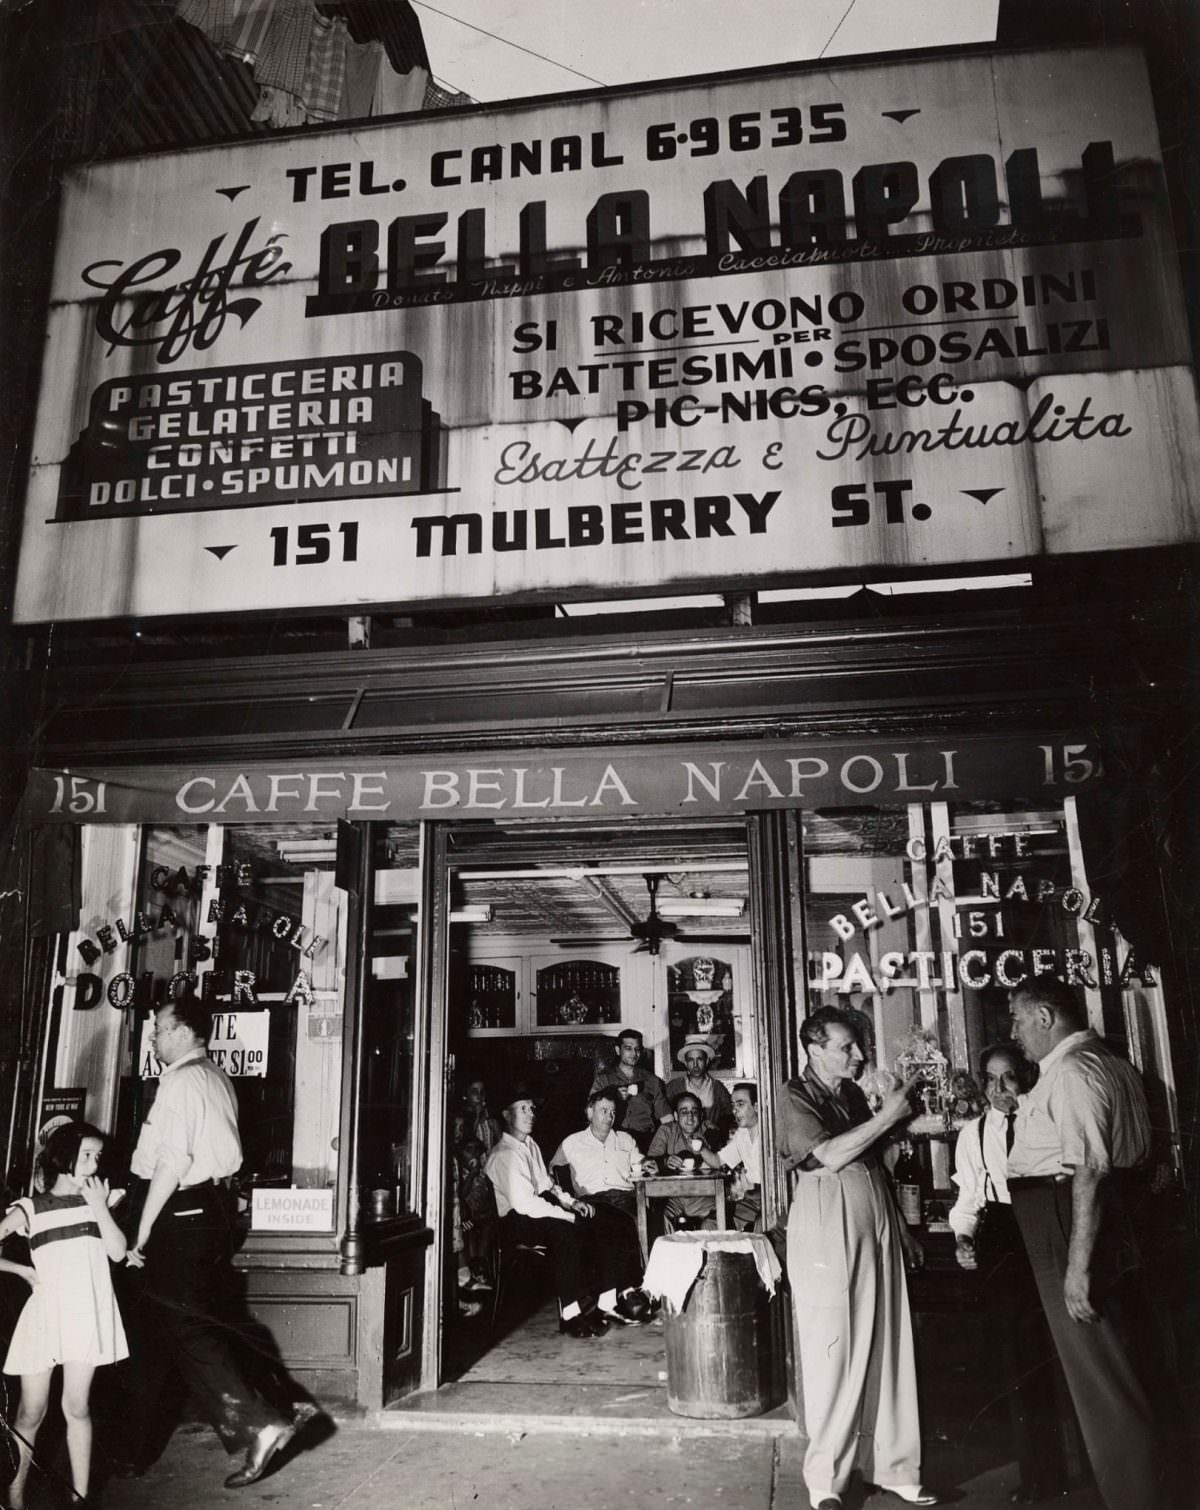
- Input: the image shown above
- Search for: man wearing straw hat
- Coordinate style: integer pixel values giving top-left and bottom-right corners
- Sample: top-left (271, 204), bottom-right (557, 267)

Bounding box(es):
top-left (665, 1035), bottom-right (733, 1140)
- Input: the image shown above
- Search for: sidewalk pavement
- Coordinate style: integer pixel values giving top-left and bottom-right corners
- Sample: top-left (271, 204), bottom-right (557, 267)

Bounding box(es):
top-left (87, 1399), bottom-right (1107, 1510)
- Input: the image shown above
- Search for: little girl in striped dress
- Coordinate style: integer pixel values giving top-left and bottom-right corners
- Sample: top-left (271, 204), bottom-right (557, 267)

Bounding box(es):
top-left (0, 1121), bottom-right (128, 1508)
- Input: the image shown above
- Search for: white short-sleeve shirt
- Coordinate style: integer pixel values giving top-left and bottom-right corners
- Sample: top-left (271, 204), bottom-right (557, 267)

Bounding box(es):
top-left (1008, 1029), bottom-right (1151, 1178)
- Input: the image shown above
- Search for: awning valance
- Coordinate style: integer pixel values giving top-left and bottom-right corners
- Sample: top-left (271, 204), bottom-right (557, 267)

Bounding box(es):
top-left (26, 731), bottom-right (1102, 825)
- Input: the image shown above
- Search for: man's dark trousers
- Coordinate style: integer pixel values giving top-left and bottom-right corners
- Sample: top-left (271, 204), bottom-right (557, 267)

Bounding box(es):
top-left (501, 1202), bottom-right (640, 1307)
top-left (975, 1201), bottom-right (1068, 1495)
top-left (118, 1179), bottom-right (283, 1462)
top-left (1011, 1178), bottom-right (1166, 1510)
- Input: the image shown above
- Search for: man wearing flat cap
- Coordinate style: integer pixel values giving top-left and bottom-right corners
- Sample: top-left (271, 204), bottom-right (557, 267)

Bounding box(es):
top-left (484, 1083), bottom-right (648, 1336)
top-left (589, 1028), bottom-right (673, 1152)
top-left (665, 1035), bottom-right (734, 1141)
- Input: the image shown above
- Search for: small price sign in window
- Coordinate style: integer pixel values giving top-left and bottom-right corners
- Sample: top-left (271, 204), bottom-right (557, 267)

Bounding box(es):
top-left (138, 1011), bottom-right (269, 1079)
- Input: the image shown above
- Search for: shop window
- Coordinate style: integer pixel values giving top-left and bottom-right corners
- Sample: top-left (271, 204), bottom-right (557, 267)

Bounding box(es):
top-left (801, 798), bottom-right (1180, 1197)
top-left (362, 833), bottom-right (420, 1215)
top-left (52, 820), bottom-right (425, 1229)
top-left (113, 824), bottom-right (350, 1223)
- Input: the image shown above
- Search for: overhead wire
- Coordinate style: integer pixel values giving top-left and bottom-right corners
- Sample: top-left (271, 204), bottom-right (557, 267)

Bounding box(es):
top-left (817, 0), bottom-right (859, 59)
top-left (411, 1), bottom-right (606, 87)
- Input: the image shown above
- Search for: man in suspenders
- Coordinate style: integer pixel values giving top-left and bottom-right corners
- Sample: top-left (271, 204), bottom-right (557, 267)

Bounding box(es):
top-left (950, 1042), bottom-right (1066, 1503)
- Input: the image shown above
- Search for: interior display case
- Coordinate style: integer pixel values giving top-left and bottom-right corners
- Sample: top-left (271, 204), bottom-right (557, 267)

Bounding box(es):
top-left (461, 950), bottom-right (628, 1036)
top-left (464, 959), bottom-right (520, 1032)
top-left (533, 958), bottom-right (621, 1028)
top-left (665, 950), bottom-right (754, 1078)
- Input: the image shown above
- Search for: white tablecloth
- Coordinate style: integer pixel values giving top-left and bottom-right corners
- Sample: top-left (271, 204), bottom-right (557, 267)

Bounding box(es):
top-left (642, 1230), bottom-right (782, 1314)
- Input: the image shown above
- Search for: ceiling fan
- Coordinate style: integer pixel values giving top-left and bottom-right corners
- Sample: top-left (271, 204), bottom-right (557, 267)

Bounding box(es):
top-left (553, 874), bottom-right (750, 955)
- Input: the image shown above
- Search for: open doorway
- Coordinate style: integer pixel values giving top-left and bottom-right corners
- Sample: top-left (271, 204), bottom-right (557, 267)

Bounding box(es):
top-left (436, 819), bottom-right (757, 1392)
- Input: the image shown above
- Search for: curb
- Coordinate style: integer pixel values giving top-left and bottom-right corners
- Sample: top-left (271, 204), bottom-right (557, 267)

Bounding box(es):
top-left (372, 1407), bottom-right (795, 1439)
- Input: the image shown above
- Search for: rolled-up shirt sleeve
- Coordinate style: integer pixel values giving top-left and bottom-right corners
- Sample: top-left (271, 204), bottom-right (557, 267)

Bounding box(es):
top-left (948, 1121), bottom-right (985, 1240)
top-left (778, 1082), bottom-right (833, 1169)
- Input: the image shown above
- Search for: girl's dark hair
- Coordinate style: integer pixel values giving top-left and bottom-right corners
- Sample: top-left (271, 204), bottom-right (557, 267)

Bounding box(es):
top-left (38, 1121), bottom-right (106, 1188)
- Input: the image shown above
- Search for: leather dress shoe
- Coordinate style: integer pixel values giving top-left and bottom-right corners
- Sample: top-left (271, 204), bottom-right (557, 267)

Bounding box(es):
top-left (614, 1288), bottom-right (654, 1324)
top-left (874, 1487), bottom-right (939, 1506)
top-left (602, 1289), bottom-right (653, 1326)
top-left (224, 1417), bottom-right (299, 1489)
top-left (815, 1497), bottom-right (843, 1509)
top-left (559, 1310), bottom-right (609, 1337)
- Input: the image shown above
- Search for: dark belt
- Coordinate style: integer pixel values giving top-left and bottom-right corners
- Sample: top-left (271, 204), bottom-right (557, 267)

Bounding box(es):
top-left (1008, 1174), bottom-right (1071, 1189)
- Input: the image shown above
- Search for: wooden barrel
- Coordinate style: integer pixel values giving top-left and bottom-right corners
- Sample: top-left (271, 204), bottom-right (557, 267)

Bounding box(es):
top-left (663, 1241), bottom-right (779, 1419)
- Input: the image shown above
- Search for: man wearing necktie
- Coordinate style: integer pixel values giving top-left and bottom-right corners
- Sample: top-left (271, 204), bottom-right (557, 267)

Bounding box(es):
top-left (950, 1043), bottom-right (1067, 1503)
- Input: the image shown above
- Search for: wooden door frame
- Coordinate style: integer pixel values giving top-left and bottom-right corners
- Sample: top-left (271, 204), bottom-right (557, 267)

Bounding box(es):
top-left (416, 821), bottom-right (452, 1391)
top-left (746, 810), bottom-right (806, 1418)
top-left (746, 810), bottom-right (806, 1234)
top-left (416, 811), bottom-right (807, 1392)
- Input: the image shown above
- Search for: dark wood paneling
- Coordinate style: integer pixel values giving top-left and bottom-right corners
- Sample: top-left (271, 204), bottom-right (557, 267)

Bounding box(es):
top-left (248, 1294), bottom-right (357, 1369)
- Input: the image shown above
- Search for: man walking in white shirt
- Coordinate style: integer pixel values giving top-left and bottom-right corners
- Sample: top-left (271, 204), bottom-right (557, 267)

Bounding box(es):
top-left (118, 993), bottom-right (302, 1489)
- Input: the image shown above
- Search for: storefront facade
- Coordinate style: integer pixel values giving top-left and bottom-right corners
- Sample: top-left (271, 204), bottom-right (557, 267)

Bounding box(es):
top-left (3, 35), bottom-right (1198, 1410)
top-left (4, 578), bottom-right (1194, 1405)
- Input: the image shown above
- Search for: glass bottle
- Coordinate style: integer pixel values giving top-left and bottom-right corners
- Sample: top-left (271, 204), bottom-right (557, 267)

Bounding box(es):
top-left (894, 1139), bottom-right (923, 1228)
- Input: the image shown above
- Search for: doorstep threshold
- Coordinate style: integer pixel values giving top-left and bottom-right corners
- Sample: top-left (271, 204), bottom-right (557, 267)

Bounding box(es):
top-left (376, 1380), bottom-right (794, 1437)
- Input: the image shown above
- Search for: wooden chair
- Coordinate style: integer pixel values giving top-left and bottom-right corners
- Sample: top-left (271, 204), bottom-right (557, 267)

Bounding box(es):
top-left (488, 1231), bottom-right (550, 1329)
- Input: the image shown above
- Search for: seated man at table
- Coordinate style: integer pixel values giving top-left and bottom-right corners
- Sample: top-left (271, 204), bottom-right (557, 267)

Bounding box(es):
top-left (647, 1093), bottom-right (722, 1231)
top-left (717, 1082), bottom-right (762, 1231)
top-left (486, 1084), bottom-right (650, 1334)
top-left (551, 1087), bottom-right (653, 1220)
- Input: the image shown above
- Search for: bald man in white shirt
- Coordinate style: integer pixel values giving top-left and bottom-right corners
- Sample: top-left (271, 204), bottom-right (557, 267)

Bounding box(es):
top-left (1007, 976), bottom-right (1168, 1510)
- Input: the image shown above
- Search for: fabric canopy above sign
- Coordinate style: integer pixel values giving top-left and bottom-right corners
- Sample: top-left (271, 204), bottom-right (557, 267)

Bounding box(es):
top-left (26, 733), bottom-right (1102, 824)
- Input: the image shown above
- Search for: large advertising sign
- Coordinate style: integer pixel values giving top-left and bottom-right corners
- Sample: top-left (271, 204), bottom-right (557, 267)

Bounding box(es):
top-left (13, 44), bottom-right (1200, 622)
